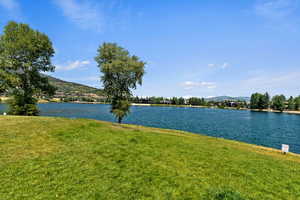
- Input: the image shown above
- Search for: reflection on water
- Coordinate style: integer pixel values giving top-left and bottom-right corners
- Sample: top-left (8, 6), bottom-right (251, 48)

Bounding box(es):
top-left (1, 103), bottom-right (300, 153)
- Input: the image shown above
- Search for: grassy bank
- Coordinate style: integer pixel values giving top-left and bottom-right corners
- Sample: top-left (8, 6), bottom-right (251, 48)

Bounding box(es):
top-left (0, 116), bottom-right (300, 199)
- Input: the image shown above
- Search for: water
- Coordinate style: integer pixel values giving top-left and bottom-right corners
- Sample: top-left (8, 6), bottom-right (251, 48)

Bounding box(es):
top-left (1, 103), bottom-right (300, 153)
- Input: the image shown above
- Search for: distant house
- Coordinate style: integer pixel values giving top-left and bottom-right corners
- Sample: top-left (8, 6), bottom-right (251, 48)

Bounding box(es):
top-left (229, 102), bottom-right (237, 107)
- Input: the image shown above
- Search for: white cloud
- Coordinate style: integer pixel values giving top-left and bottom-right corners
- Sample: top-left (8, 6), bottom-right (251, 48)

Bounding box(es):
top-left (55, 60), bottom-right (90, 71)
top-left (53, 0), bottom-right (104, 32)
top-left (183, 81), bottom-right (217, 90)
top-left (0, 0), bottom-right (21, 19)
top-left (208, 62), bottom-right (230, 69)
top-left (221, 62), bottom-right (229, 69)
top-left (240, 70), bottom-right (300, 94)
top-left (0, 0), bottom-right (18, 10)
top-left (254, 0), bottom-right (298, 20)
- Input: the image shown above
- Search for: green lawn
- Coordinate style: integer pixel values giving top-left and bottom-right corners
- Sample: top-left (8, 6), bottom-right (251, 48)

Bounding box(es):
top-left (0, 116), bottom-right (300, 199)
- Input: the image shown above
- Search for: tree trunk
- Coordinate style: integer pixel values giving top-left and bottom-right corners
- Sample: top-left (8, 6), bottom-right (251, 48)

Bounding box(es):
top-left (118, 117), bottom-right (122, 124)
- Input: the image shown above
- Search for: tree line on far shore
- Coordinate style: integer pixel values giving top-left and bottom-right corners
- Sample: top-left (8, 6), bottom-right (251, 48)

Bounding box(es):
top-left (131, 94), bottom-right (300, 112)
top-left (131, 96), bottom-right (248, 109)
top-left (250, 92), bottom-right (300, 112)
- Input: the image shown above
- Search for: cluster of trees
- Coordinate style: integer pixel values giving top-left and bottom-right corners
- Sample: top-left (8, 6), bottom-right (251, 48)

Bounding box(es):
top-left (250, 93), bottom-right (270, 110)
top-left (61, 97), bottom-right (104, 103)
top-left (131, 96), bottom-right (248, 108)
top-left (1, 21), bottom-right (145, 123)
top-left (250, 92), bottom-right (300, 112)
top-left (131, 96), bottom-right (189, 105)
top-left (287, 96), bottom-right (300, 110)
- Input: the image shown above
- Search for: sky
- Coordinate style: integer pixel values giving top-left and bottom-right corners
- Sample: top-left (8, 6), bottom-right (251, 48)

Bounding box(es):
top-left (1, 0), bottom-right (300, 98)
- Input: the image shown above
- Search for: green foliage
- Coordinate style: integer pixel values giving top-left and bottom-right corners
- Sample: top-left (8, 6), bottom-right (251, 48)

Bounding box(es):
top-left (131, 96), bottom-right (248, 109)
top-left (287, 96), bottom-right (295, 110)
top-left (271, 95), bottom-right (286, 112)
top-left (1, 116), bottom-right (300, 199)
top-left (188, 97), bottom-right (206, 106)
top-left (295, 96), bottom-right (300, 110)
top-left (7, 91), bottom-right (39, 115)
top-left (171, 97), bottom-right (179, 105)
top-left (203, 188), bottom-right (246, 200)
top-left (111, 98), bottom-right (131, 123)
top-left (95, 42), bottom-right (145, 123)
top-left (170, 97), bottom-right (186, 105)
top-left (263, 92), bottom-right (270, 109)
top-left (250, 92), bottom-right (269, 109)
top-left (0, 21), bottom-right (55, 115)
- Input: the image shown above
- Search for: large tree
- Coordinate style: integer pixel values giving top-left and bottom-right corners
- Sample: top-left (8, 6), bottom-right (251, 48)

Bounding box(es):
top-left (287, 96), bottom-right (295, 110)
top-left (250, 92), bottom-right (269, 110)
top-left (271, 95), bottom-right (286, 112)
top-left (262, 92), bottom-right (270, 109)
top-left (0, 21), bottom-right (55, 115)
top-left (95, 43), bottom-right (145, 123)
top-left (295, 96), bottom-right (300, 110)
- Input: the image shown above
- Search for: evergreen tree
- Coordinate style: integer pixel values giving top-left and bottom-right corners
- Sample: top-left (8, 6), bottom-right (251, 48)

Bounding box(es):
top-left (287, 96), bottom-right (295, 110)
top-left (262, 92), bottom-right (270, 109)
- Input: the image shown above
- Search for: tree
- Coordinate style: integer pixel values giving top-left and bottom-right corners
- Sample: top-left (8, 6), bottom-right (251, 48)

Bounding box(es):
top-left (171, 97), bottom-right (179, 105)
top-left (0, 21), bottom-right (55, 115)
top-left (287, 96), bottom-right (295, 110)
top-left (271, 95), bottom-right (286, 112)
top-left (295, 96), bottom-right (300, 110)
top-left (250, 93), bottom-right (260, 109)
top-left (178, 97), bottom-right (185, 105)
top-left (95, 42), bottom-right (145, 123)
top-left (262, 92), bottom-right (270, 109)
top-left (250, 92), bottom-right (269, 110)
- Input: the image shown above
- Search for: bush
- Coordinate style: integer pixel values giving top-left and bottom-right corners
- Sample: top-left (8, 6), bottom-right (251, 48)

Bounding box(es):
top-left (8, 94), bottom-right (39, 116)
top-left (202, 188), bottom-right (246, 200)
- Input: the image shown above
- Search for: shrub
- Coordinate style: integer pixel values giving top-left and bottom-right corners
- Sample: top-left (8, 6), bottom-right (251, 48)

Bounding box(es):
top-left (202, 188), bottom-right (246, 200)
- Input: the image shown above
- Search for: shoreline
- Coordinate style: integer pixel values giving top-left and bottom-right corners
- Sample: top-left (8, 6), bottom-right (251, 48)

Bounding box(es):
top-left (2, 101), bottom-right (300, 115)
top-left (133, 103), bottom-right (300, 115)
top-left (1, 115), bottom-right (299, 156)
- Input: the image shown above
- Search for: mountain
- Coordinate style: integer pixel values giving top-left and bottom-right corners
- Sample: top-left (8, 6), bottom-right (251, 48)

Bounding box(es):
top-left (205, 96), bottom-right (250, 102)
top-left (46, 75), bottom-right (103, 96)
top-left (44, 75), bottom-right (105, 102)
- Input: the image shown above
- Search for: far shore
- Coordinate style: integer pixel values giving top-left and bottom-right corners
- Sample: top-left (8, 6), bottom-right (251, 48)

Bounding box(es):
top-left (39, 101), bottom-right (300, 115)
top-left (2, 98), bottom-right (300, 115)
top-left (133, 103), bottom-right (300, 115)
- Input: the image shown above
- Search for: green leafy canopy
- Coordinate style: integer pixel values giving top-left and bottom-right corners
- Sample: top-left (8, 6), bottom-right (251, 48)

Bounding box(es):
top-left (0, 21), bottom-right (55, 115)
top-left (95, 42), bottom-right (145, 123)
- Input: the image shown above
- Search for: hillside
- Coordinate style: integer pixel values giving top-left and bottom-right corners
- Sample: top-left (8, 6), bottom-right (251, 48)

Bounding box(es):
top-left (46, 75), bottom-right (104, 96)
top-left (0, 75), bottom-right (105, 102)
top-left (45, 75), bottom-right (105, 102)
top-left (1, 116), bottom-right (299, 199)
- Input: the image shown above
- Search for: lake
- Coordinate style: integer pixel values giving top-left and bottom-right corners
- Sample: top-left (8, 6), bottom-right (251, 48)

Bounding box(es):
top-left (1, 103), bottom-right (300, 153)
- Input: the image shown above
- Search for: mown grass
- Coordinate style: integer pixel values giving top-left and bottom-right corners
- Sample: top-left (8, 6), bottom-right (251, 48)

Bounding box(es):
top-left (0, 116), bottom-right (300, 199)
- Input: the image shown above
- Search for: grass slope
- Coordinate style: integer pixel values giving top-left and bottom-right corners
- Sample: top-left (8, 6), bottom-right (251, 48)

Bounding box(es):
top-left (0, 116), bottom-right (300, 199)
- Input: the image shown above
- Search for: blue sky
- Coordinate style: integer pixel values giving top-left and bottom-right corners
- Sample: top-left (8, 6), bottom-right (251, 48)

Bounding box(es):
top-left (1, 0), bottom-right (300, 97)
